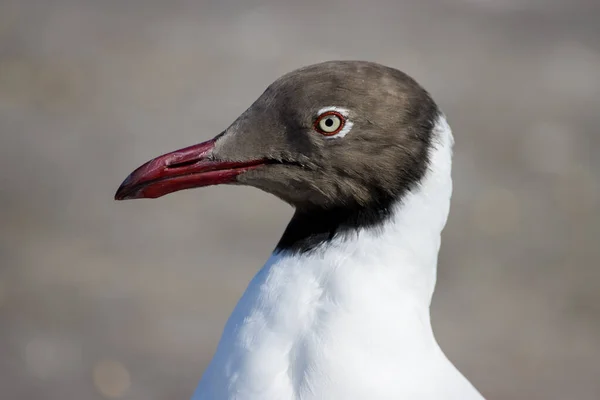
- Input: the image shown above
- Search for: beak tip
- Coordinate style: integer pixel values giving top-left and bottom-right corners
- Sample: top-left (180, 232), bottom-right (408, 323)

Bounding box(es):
top-left (114, 171), bottom-right (144, 200)
top-left (114, 177), bottom-right (138, 201)
top-left (114, 187), bottom-right (130, 201)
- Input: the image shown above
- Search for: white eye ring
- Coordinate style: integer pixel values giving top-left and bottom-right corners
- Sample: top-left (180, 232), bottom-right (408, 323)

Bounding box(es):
top-left (315, 111), bottom-right (344, 135)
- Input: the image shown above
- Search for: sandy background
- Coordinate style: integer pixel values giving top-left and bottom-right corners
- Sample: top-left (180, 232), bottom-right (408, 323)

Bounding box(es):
top-left (1, 0), bottom-right (599, 399)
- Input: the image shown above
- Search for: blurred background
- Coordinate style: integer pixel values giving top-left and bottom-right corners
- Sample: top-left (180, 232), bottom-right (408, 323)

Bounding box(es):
top-left (1, 0), bottom-right (599, 399)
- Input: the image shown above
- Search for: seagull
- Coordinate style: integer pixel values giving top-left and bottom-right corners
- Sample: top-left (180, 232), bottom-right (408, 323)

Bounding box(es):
top-left (115, 61), bottom-right (485, 400)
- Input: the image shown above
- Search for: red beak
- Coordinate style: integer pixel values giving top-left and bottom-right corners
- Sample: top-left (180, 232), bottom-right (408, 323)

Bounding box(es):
top-left (114, 138), bottom-right (265, 200)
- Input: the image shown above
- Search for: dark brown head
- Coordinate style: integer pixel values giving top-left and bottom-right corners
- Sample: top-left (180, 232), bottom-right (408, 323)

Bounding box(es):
top-left (115, 61), bottom-right (441, 252)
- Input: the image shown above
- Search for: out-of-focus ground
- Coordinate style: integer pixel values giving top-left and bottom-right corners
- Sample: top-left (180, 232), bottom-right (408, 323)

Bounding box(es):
top-left (0, 0), bottom-right (599, 399)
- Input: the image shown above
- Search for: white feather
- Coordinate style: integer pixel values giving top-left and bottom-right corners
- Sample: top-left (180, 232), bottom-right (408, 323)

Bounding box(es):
top-left (192, 116), bottom-right (484, 400)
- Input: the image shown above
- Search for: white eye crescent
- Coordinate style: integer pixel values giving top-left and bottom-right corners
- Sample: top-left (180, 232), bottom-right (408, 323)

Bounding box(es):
top-left (315, 111), bottom-right (344, 135)
top-left (314, 107), bottom-right (354, 139)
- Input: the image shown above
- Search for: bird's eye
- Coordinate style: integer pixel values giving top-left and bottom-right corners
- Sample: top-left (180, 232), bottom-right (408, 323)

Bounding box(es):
top-left (315, 111), bottom-right (345, 136)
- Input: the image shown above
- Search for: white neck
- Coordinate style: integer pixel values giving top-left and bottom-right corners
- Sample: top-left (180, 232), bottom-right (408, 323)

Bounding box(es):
top-left (194, 117), bottom-right (482, 399)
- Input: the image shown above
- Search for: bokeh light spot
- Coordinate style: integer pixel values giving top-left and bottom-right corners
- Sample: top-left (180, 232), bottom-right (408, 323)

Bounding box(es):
top-left (93, 359), bottom-right (131, 399)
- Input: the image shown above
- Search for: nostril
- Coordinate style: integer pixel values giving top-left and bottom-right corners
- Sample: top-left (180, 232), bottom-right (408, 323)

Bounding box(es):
top-left (166, 159), bottom-right (201, 169)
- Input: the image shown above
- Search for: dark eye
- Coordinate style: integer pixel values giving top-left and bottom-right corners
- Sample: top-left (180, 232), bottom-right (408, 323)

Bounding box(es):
top-left (314, 111), bottom-right (345, 135)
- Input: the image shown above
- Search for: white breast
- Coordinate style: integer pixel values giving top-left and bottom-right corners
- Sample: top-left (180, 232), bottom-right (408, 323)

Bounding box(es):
top-left (192, 116), bottom-right (484, 400)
